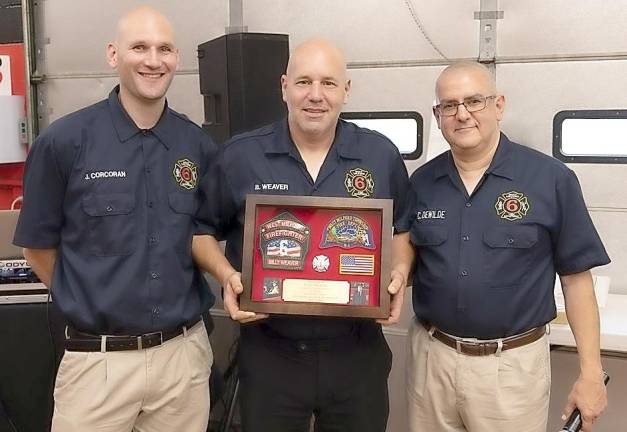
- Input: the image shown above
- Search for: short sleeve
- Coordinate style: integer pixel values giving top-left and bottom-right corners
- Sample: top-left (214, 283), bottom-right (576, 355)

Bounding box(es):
top-left (398, 185), bottom-right (418, 234)
top-left (389, 150), bottom-right (410, 233)
top-left (194, 134), bottom-right (220, 236)
top-left (13, 134), bottom-right (70, 248)
top-left (553, 168), bottom-right (610, 275)
top-left (195, 145), bottom-right (239, 240)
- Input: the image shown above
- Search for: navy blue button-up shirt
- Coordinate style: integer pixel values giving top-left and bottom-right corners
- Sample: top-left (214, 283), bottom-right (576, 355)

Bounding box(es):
top-left (206, 119), bottom-right (409, 339)
top-left (403, 134), bottom-right (610, 339)
top-left (14, 87), bottom-right (216, 334)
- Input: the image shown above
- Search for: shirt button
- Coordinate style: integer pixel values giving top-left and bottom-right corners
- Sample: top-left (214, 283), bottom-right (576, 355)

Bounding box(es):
top-left (462, 235), bottom-right (470, 241)
top-left (150, 272), bottom-right (159, 279)
top-left (465, 202), bottom-right (472, 208)
top-left (298, 342), bottom-right (308, 351)
top-left (106, 205), bottom-right (113, 212)
top-left (507, 238), bottom-right (515, 244)
top-left (461, 270), bottom-right (469, 276)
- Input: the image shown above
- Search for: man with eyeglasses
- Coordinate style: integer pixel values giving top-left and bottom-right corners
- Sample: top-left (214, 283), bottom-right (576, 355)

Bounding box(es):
top-left (398, 61), bottom-right (610, 431)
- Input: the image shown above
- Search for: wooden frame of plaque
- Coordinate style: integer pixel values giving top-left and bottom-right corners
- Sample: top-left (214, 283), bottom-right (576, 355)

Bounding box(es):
top-left (241, 194), bottom-right (392, 318)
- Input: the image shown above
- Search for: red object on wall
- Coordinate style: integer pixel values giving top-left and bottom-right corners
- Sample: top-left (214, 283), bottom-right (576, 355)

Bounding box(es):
top-left (0, 43), bottom-right (27, 210)
top-left (0, 43), bottom-right (26, 95)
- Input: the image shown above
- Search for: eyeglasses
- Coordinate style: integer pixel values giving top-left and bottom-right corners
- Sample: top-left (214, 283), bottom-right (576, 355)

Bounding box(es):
top-left (434, 95), bottom-right (497, 117)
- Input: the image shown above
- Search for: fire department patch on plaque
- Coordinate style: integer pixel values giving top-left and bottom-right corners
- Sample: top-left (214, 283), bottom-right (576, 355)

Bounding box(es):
top-left (173, 158), bottom-right (198, 190)
top-left (260, 211), bottom-right (310, 270)
top-left (319, 214), bottom-right (375, 250)
top-left (312, 255), bottom-right (330, 273)
top-left (495, 191), bottom-right (530, 221)
top-left (344, 167), bottom-right (374, 198)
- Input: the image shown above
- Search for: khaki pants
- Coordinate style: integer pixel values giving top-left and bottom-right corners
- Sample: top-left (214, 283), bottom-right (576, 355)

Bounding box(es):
top-left (406, 320), bottom-right (550, 432)
top-left (52, 320), bottom-right (212, 432)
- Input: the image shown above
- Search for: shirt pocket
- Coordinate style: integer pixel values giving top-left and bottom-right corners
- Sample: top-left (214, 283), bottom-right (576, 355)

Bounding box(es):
top-left (482, 225), bottom-right (538, 289)
top-left (409, 224), bottom-right (449, 282)
top-left (168, 191), bottom-right (199, 252)
top-left (409, 224), bottom-right (448, 248)
top-left (168, 191), bottom-right (199, 216)
top-left (82, 193), bottom-right (136, 256)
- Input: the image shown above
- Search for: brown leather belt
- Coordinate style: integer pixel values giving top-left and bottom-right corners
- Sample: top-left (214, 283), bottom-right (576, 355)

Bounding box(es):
top-left (64, 316), bottom-right (202, 352)
top-left (419, 319), bottom-right (546, 356)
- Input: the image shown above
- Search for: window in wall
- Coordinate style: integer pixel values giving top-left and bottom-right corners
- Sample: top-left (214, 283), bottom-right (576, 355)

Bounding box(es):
top-left (340, 111), bottom-right (423, 160)
top-left (554, 110), bottom-right (627, 163)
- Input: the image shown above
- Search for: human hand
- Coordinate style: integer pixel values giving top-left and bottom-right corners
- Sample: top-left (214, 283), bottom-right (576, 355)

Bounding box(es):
top-left (376, 268), bottom-right (406, 326)
top-left (222, 271), bottom-right (268, 324)
top-left (562, 374), bottom-right (607, 432)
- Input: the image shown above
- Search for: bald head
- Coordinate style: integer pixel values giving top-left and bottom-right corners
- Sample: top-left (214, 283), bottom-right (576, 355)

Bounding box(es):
top-left (286, 38), bottom-right (348, 82)
top-left (113, 6), bottom-right (175, 46)
top-left (436, 61), bottom-right (497, 100)
top-left (433, 61), bottom-right (505, 156)
top-left (281, 38), bottom-right (351, 144)
top-left (106, 6), bottom-right (179, 119)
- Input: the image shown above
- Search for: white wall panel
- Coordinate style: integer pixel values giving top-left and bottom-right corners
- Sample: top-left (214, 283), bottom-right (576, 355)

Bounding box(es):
top-left (590, 211), bottom-right (627, 294)
top-left (42, 74), bottom-right (204, 127)
top-left (42, 77), bottom-right (115, 123)
top-left (497, 61), bottom-right (627, 209)
top-left (570, 165), bottom-right (627, 210)
top-left (344, 66), bottom-right (445, 173)
top-left (499, 0), bottom-right (627, 57)
top-left (41, 0), bottom-right (226, 73)
top-left (244, 0), bottom-right (480, 62)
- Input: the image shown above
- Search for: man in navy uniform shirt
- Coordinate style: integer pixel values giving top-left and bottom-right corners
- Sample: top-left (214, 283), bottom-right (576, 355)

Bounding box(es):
top-left (399, 61), bottom-right (610, 432)
top-left (193, 39), bottom-right (412, 432)
top-left (14, 6), bottom-right (215, 431)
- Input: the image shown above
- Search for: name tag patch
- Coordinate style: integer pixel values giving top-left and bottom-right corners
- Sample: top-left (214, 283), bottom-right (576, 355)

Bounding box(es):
top-left (254, 183), bottom-right (289, 191)
top-left (415, 209), bottom-right (446, 220)
top-left (83, 170), bottom-right (127, 180)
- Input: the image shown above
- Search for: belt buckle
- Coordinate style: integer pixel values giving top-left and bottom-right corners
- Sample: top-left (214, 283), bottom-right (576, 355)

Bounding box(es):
top-left (457, 337), bottom-right (482, 355)
top-left (136, 331), bottom-right (164, 350)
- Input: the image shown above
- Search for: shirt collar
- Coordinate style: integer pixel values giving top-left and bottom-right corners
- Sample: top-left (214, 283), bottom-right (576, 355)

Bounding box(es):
top-left (484, 133), bottom-right (514, 180)
top-left (263, 119), bottom-right (295, 155)
top-left (433, 132), bottom-right (514, 181)
top-left (108, 85), bottom-right (172, 149)
top-left (334, 120), bottom-right (362, 160)
top-left (433, 153), bottom-right (452, 180)
top-left (263, 118), bottom-right (363, 161)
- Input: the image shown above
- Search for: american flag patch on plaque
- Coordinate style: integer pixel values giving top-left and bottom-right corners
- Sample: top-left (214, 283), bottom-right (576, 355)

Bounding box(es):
top-left (339, 254), bottom-right (375, 275)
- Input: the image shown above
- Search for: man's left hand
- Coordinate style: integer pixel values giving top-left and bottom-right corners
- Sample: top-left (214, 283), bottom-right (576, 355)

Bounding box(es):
top-left (377, 269), bottom-right (406, 326)
top-left (562, 374), bottom-right (607, 432)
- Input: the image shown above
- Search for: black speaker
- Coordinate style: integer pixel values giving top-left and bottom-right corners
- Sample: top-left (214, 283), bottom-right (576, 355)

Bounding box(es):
top-left (197, 33), bottom-right (289, 144)
top-left (0, 299), bottom-right (65, 432)
top-left (0, 1), bottom-right (23, 44)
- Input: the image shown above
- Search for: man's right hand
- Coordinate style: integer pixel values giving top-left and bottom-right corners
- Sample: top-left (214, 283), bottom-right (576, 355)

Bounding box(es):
top-left (222, 271), bottom-right (268, 324)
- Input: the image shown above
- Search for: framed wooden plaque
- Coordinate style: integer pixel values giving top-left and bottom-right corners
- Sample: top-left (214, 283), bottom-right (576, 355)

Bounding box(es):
top-left (240, 194), bottom-right (392, 319)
